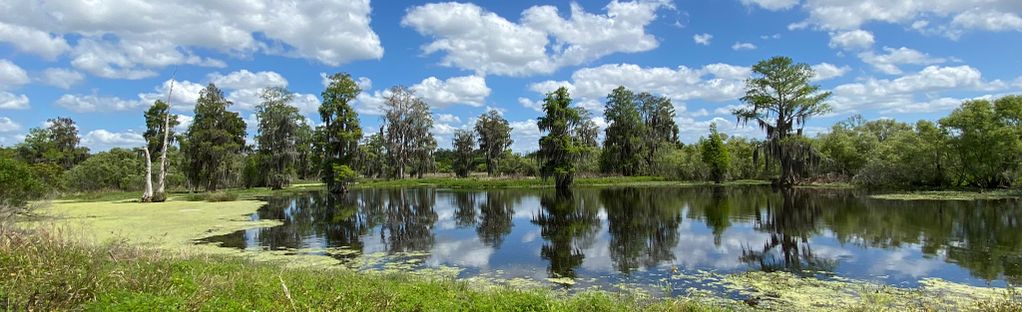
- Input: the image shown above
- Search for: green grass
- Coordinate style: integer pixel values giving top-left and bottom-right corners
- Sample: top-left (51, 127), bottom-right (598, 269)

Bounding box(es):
top-left (0, 227), bottom-right (725, 312)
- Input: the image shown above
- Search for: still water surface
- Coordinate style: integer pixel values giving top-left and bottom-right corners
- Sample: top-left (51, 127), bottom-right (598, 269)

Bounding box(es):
top-left (197, 186), bottom-right (1021, 294)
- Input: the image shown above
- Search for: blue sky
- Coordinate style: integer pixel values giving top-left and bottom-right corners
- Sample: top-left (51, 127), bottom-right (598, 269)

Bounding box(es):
top-left (0, 0), bottom-right (1020, 152)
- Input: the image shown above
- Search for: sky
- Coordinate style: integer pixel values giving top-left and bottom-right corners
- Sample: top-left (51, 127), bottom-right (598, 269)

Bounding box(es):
top-left (0, 0), bottom-right (1020, 152)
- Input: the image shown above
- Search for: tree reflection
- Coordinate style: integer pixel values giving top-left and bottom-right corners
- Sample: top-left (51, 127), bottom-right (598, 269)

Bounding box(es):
top-left (703, 187), bottom-right (732, 247)
top-left (600, 187), bottom-right (683, 274)
top-left (740, 188), bottom-right (834, 273)
top-left (450, 191), bottom-right (478, 228)
top-left (476, 191), bottom-right (520, 248)
top-left (532, 190), bottom-right (601, 279)
top-left (380, 188), bottom-right (438, 253)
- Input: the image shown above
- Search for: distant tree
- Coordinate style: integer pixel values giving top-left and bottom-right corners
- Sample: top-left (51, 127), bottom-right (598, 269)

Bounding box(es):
top-left (294, 122), bottom-right (316, 180)
top-left (452, 130), bottom-right (476, 178)
top-left (940, 96), bottom-right (1022, 188)
top-left (256, 87), bottom-right (303, 190)
top-left (538, 87), bottom-right (586, 191)
top-left (181, 83), bottom-right (247, 191)
top-left (17, 117), bottom-right (88, 170)
top-left (701, 123), bottom-right (731, 183)
top-left (637, 92), bottom-right (679, 174)
top-left (382, 86), bottom-right (436, 179)
top-left (475, 110), bottom-right (513, 176)
top-left (318, 73), bottom-right (363, 193)
top-left (574, 109), bottom-right (601, 174)
top-left (357, 132), bottom-right (388, 179)
top-left (601, 86), bottom-right (643, 176)
top-left (734, 56), bottom-right (831, 186)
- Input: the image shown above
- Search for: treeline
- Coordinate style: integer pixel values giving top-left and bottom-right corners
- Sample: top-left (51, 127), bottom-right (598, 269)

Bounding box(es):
top-left (1, 56), bottom-right (1020, 207)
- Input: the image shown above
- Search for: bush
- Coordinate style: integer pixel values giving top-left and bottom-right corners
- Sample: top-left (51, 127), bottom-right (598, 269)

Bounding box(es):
top-left (60, 148), bottom-right (142, 192)
top-left (183, 192), bottom-right (237, 202)
top-left (0, 158), bottom-right (46, 218)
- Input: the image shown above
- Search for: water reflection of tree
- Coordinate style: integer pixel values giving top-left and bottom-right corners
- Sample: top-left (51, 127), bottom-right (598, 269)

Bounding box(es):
top-left (380, 188), bottom-right (438, 253)
top-left (703, 187), bottom-right (732, 247)
top-left (202, 192), bottom-right (378, 260)
top-left (740, 188), bottom-right (835, 273)
top-left (450, 191), bottom-right (478, 228)
top-left (600, 187), bottom-right (683, 274)
top-left (532, 190), bottom-right (601, 278)
top-left (476, 191), bottom-right (521, 248)
top-left (827, 197), bottom-right (1022, 284)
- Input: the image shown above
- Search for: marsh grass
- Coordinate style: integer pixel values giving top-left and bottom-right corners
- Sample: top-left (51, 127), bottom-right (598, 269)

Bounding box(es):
top-left (0, 225), bottom-right (725, 311)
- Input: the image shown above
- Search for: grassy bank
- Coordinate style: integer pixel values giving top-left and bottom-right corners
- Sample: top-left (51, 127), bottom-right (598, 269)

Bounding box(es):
top-left (2, 226), bottom-right (1019, 311)
top-left (0, 227), bottom-right (721, 311)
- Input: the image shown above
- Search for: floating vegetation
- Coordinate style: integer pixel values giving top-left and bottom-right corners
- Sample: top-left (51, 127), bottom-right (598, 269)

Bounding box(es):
top-left (870, 190), bottom-right (1020, 201)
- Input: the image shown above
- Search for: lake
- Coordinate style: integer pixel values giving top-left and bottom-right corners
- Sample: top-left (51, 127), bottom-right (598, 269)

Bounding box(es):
top-left (196, 186), bottom-right (1021, 296)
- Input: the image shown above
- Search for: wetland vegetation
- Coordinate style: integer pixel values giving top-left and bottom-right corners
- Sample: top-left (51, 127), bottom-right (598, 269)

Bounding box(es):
top-left (1, 56), bottom-right (1020, 310)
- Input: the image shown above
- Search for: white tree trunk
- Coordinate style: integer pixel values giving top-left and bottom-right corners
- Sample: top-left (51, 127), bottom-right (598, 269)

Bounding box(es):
top-left (141, 146), bottom-right (154, 203)
top-left (156, 112), bottom-right (170, 198)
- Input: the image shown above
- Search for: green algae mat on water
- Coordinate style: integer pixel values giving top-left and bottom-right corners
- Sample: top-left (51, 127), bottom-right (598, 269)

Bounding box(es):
top-left (25, 199), bottom-right (280, 253)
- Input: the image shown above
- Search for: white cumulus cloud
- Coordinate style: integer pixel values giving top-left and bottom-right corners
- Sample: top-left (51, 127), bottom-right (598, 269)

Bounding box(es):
top-left (402, 0), bottom-right (670, 76)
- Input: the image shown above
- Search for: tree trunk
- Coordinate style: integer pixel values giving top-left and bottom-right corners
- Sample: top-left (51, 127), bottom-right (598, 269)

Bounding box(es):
top-left (155, 112), bottom-right (170, 201)
top-left (141, 147), bottom-right (154, 203)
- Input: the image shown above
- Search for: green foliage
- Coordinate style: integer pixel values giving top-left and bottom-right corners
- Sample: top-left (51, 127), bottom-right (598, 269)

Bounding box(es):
top-left (181, 83), bottom-right (247, 191)
top-left (0, 157), bottom-right (45, 214)
top-left (318, 73), bottom-right (363, 193)
top-left (475, 110), bottom-right (513, 176)
top-left (940, 96), bottom-right (1022, 188)
top-left (14, 117), bottom-right (88, 191)
top-left (332, 164), bottom-right (358, 186)
top-left (537, 87), bottom-right (585, 190)
top-left (701, 124), bottom-right (731, 183)
top-left (183, 191), bottom-right (239, 202)
top-left (294, 122), bottom-right (317, 180)
top-left (497, 151), bottom-right (539, 177)
top-left (356, 132), bottom-right (388, 179)
top-left (452, 129), bottom-right (476, 178)
top-left (637, 92), bottom-right (680, 174)
top-left (734, 56), bottom-right (831, 186)
top-left (601, 86), bottom-right (644, 176)
top-left (60, 148), bottom-right (143, 193)
top-left (241, 153), bottom-right (266, 188)
top-left (142, 100), bottom-right (179, 162)
top-left (725, 137), bottom-right (761, 180)
top-left (256, 87), bottom-right (303, 190)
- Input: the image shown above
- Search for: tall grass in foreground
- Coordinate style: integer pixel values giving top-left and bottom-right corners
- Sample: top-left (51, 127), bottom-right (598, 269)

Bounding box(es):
top-left (0, 225), bottom-right (720, 311)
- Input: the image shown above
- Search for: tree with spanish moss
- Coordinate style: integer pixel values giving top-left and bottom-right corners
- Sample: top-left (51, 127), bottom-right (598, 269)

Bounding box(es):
top-left (452, 129), bottom-right (476, 178)
top-left (475, 110), bottom-right (513, 176)
top-left (538, 87), bottom-right (586, 191)
top-left (318, 73), bottom-right (363, 193)
top-left (382, 86), bottom-right (435, 179)
top-left (637, 92), bottom-right (680, 174)
top-left (181, 83), bottom-right (247, 191)
top-left (256, 87), bottom-right (304, 190)
top-left (733, 56), bottom-right (831, 186)
top-left (601, 86), bottom-right (643, 176)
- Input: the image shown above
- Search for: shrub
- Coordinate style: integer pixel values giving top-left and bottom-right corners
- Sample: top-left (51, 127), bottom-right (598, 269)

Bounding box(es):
top-left (0, 158), bottom-right (46, 218)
